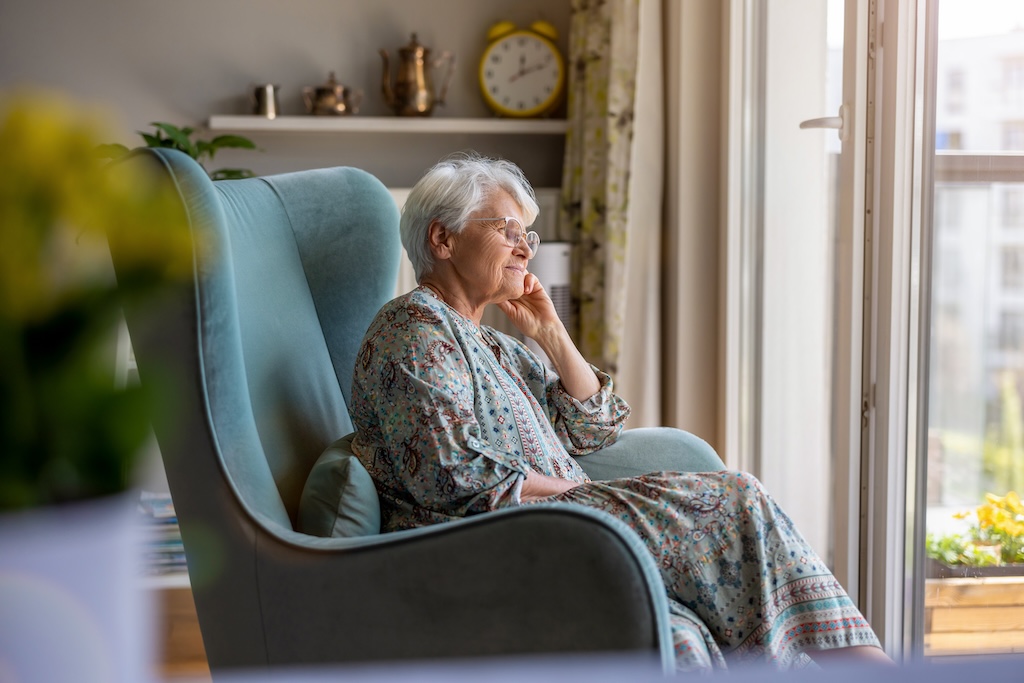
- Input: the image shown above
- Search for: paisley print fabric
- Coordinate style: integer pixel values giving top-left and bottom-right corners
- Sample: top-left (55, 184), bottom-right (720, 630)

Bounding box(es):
top-left (350, 286), bottom-right (881, 670)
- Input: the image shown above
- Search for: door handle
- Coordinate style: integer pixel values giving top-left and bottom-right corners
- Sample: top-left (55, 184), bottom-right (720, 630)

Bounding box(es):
top-left (799, 104), bottom-right (848, 142)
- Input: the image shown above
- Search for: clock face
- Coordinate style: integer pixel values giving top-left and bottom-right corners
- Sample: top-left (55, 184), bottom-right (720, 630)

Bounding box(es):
top-left (480, 32), bottom-right (564, 117)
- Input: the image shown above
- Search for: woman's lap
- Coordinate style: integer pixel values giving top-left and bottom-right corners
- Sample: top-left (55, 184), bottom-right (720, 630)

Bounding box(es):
top-left (547, 470), bottom-right (880, 669)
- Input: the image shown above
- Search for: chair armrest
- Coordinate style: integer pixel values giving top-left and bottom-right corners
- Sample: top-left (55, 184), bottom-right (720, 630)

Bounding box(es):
top-left (257, 503), bottom-right (674, 672)
top-left (575, 427), bottom-right (726, 481)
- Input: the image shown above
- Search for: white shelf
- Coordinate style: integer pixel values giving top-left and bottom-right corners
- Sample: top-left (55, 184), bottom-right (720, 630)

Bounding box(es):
top-left (207, 115), bottom-right (568, 135)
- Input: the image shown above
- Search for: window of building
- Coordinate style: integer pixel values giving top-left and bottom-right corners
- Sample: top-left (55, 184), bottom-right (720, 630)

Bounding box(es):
top-left (1002, 245), bottom-right (1024, 289)
top-left (999, 309), bottom-right (1024, 350)
top-left (946, 68), bottom-right (965, 113)
top-left (1004, 186), bottom-right (1024, 227)
top-left (1004, 56), bottom-right (1024, 99)
top-left (1003, 121), bottom-right (1024, 150)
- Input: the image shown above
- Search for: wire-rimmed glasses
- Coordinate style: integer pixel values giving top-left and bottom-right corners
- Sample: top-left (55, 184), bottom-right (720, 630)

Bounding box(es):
top-left (464, 216), bottom-right (540, 258)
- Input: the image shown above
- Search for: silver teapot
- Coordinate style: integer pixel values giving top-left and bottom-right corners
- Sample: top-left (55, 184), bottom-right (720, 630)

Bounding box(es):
top-left (302, 72), bottom-right (362, 116)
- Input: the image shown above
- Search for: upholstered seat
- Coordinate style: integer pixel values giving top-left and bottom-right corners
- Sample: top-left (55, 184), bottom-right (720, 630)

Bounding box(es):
top-left (110, 147), bottom-right (724, 675)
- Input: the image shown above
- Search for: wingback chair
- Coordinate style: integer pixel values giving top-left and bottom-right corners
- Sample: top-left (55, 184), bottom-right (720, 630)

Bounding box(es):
top-left (109, 148), bottom-right (725, 677)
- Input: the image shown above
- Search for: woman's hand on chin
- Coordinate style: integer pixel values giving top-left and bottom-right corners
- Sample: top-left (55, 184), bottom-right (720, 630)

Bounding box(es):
top-left (498, 273), bottom-right (562, 339)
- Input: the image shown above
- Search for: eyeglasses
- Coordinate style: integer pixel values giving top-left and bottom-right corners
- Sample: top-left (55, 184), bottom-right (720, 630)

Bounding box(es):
top-left (464, 216), bottom-right (540, 258)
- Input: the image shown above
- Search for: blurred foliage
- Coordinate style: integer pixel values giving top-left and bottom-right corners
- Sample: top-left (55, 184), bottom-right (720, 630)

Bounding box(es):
top-left (927, 491), bottom-right (1024, 567)
top-left (97, 121), bottom-right (258, 181)
top-left (983, 371), bottom-right (1024, 495)
top-left (0, 90), bottom-right (195, 510)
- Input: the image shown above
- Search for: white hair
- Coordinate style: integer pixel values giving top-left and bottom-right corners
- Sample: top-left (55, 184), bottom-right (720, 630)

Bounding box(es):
top-left (400, 151), bottom-right (540, 282)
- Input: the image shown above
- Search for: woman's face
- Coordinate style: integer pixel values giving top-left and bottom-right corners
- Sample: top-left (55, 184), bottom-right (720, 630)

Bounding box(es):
top-left (446, 189), bottom-right (531, 308)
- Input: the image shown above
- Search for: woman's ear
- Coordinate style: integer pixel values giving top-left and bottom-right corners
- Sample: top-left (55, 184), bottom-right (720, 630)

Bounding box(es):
top-left (427, 219), bottom-right (454, 260)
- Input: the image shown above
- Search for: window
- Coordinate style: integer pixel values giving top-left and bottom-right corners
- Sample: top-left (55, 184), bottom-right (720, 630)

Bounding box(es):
top-left (1003, 121), bottom-right (1024, 151)
top-left (1004, 186), bottom-right (1024, 228)
top-left (946, 68), bottom-right (965, 113)
top-left (1004, 56), bottom-right (1024, 103)
top-left (936, 130), bottom-right (963, 150)
top-left (1002, 245), bottom-right (1024, 290)
top-left (998, 309), bottom-right (1024, 350)
top-left (916, 2), bottom-right (1024, 661)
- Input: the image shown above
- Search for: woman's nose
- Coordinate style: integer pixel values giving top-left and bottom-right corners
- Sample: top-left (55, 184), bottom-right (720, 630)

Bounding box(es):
top-left (513, 237), bottom-right (534, 259)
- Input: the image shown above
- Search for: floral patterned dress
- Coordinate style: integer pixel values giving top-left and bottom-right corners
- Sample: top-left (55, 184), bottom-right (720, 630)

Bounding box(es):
top-left (350, 286), bottom-right (881, 671)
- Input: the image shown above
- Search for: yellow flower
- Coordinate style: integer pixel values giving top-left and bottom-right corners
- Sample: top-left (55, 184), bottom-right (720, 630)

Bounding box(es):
top-left (0, 89), bottom-right (195, 323)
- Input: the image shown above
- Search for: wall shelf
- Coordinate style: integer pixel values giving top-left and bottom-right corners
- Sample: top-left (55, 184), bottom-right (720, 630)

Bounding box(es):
top-left (207, 115), bottom-right (568, 135)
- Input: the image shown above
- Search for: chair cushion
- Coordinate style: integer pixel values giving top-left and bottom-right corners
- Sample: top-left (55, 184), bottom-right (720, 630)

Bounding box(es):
top-left (298, 434), bottom-right (380, 537)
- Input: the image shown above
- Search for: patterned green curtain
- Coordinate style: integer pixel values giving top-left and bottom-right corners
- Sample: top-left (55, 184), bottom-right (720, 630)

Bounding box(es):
top-left (558, 0), bottom-right (640, 377)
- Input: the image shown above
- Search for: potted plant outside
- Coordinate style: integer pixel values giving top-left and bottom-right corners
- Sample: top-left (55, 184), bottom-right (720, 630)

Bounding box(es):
top-left (926, 491), bottom-right (1024, 578)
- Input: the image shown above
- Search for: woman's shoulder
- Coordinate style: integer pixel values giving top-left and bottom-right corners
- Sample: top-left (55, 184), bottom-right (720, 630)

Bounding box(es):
top-left (372, 287), bottom-right (451, 329)
top-left (362, 288), bottom-right (464, 356)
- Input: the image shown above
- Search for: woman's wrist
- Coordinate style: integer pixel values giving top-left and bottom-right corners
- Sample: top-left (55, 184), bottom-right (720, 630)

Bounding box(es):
top-left (534, 328), bottom-right (601, 401)
top-left (520, 471), bottom-right (580, 502)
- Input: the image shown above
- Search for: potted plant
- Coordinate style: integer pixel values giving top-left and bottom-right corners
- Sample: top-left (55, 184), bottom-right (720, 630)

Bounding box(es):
top-left (98, 121), bottom-right (259, 180)
top-left (0, 90), bottom-right (195, 682)
top-left (926, 491), bottom-right (1024, 578)
top-left (924, 491), bottom-right (1024, 656)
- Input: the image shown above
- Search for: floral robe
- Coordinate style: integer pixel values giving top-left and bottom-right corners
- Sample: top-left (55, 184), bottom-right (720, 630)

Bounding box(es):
top-left (350, 286), bottom-right (881, 670)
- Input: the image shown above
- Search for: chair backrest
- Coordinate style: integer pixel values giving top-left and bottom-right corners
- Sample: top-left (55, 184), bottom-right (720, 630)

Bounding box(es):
top-left (115, 148), bottom-right (401, 530)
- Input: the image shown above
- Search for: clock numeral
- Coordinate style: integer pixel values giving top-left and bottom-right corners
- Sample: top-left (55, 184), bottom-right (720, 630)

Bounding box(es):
top-left (517, 100), bottom-right (525, 109)
top-left (517, 37), bottom-right (526, 47)
top-left (534, 96), bottom-right (541, 105)
top-left (503, 96), bottom-right (510, 105)
top-left (490, 54), bottom-right (501, 64)
top-left (491, 85), bottom-right (499, 94)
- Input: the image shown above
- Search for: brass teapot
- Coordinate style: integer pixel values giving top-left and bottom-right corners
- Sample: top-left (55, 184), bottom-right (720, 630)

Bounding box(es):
top-left (302, 72), bottom-right (362, 116)
top-left (379, 33), bottom-right (455, 116)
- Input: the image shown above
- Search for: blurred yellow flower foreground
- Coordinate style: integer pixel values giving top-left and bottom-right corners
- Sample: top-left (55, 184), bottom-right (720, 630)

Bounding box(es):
top-left (0, 90), bottom-right (195, 509)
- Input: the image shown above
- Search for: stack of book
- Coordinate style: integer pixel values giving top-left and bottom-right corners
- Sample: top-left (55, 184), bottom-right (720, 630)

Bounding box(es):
top-left (137, 491), bottom-right (186, 576)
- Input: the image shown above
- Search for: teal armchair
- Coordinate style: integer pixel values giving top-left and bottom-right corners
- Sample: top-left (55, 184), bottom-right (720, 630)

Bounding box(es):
top-left (110, 148), bottom-right (724, 677)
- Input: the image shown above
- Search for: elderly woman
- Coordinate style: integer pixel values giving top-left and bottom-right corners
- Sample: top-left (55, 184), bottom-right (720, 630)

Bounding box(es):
top-left (349, 152), bottom-right (891, 671)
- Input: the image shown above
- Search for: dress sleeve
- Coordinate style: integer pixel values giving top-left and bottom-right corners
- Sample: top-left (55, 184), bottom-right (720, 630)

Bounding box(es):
top-left (494, 332), bottom-right (631, 456)
top-left (350, 302), bottom-right (530, 518)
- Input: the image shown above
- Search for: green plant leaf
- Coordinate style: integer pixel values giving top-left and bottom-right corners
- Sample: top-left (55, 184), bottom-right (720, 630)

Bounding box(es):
top-left (140, 132), bottom-right (162, 147)
top-left (149, 122), bottom-right (197, 158)
top-left (209, 135), bottom-right (257, 150)
top-left (202, 135), bottom-right (258, 162)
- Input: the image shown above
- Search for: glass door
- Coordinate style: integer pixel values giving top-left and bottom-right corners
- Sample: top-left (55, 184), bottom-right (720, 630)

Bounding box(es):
top-left (918, 0), bottom-right (1024, 659)
top-left (725, 0), bottom-right (872, 593)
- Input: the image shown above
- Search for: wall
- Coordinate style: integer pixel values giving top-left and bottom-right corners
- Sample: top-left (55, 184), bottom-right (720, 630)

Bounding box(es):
top-left (0, 0), bottom-right (571, 491)
top-left (663, 0), bottom-right (722, 447)
top-left (0, 0), bottom-right (570, 187)
top-left (2, 0), bottom-right (729, 490)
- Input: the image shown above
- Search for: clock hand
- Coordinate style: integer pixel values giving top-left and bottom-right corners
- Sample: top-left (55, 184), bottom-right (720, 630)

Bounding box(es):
top-left (509, 62), bottom-right (549, 82)
top-left (508, 55), bottom-right (528, 83)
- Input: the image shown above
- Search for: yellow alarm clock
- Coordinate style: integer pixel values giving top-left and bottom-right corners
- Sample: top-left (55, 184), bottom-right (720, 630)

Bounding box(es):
top-left (479, 20), bottom-right (566, 118)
